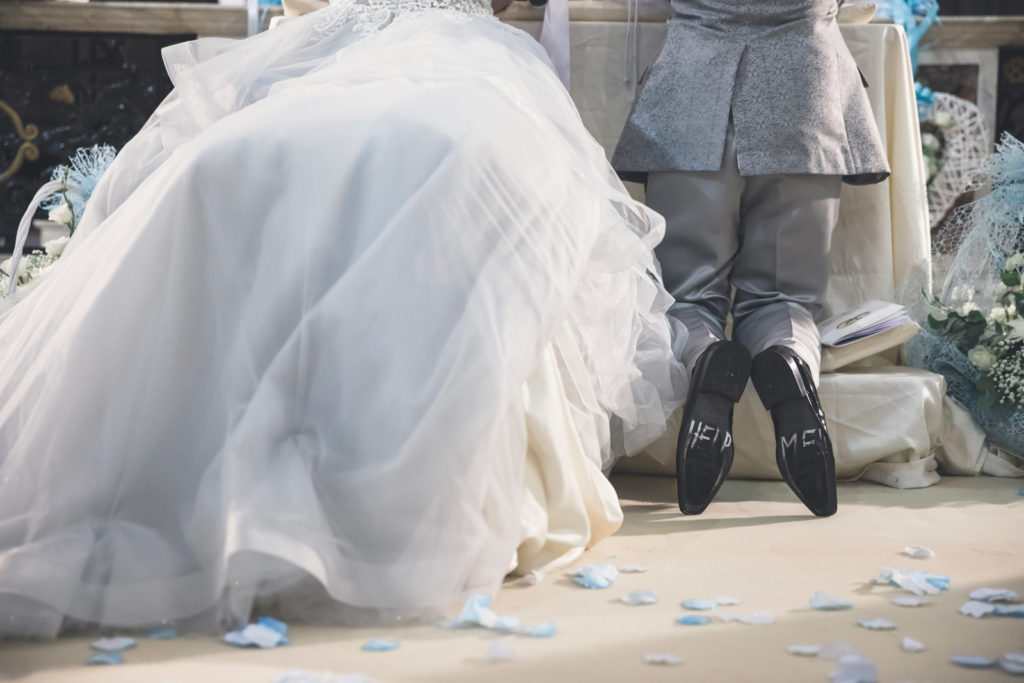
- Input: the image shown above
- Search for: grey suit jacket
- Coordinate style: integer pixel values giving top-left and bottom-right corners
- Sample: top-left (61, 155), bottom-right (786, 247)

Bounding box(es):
top-left (612, 0), bottom-right (890, 184)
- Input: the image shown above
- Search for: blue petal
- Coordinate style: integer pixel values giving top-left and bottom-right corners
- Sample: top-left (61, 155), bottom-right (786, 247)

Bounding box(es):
top-left (145, 627), bottom-right (178, 640)
top-left (362, 639), bottom-right (400, 652)
top-left (526, 622), bottom-right (557, 638)
top-left (951, 655), bottom-right (995, 668)
top-left (569, 563), bottom-right (618, 590)
top-left (676, 615), bottom-right (710, 626)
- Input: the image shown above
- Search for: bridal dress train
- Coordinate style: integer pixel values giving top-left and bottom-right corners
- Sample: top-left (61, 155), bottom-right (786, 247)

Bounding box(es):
top-left (0, 0), bottom-right (684, 637)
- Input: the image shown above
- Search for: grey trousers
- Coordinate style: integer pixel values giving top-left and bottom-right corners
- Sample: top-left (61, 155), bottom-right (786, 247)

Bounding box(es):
top-left (646, 125), bottom-right (841, 385)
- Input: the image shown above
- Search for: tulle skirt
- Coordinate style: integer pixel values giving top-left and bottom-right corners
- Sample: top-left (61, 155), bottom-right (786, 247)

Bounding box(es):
top-left (0, 5), bottom-right (684, 636)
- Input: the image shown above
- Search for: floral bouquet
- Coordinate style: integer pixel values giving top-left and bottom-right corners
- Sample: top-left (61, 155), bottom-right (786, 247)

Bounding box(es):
top-left (926, 253), bottom-right (1024, 411)
top-left (0, 240), bottom-right (67, 294)
top-left (0, 145), bottom-right (115, 299)
top-left (904, 133), bottom-right (1024, 456)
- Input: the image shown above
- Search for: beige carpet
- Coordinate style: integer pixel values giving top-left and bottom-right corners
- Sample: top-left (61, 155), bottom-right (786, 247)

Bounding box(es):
top-left (2, 475), bottom-right (1023, 682)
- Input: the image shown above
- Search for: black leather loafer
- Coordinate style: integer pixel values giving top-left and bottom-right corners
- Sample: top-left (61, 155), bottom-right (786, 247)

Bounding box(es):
top-left (676, 340), bottom-right (751, 515)
top-left (750, 345), bottom-right (837, 517)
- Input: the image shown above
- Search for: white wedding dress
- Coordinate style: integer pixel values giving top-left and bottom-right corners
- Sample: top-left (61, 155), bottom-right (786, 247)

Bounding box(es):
top-left (0, 0), bottom-right (684, 637)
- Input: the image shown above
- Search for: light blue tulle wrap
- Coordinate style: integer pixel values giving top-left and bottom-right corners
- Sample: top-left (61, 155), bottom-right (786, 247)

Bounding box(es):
top-left (40, 145), bottom-right (117, 230)
top-left (904, 133), bottom-right (1024, 455)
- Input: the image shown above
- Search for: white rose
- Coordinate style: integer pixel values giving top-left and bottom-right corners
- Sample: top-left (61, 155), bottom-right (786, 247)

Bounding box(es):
top-left (33, 261), bottom-right (57, 281)
top-left (933, 111), bottom-right (953, 128)
top-left (44, 235), bottom-right (69, 257)
top-left (968, 345), bottom-right (996, 371)
top-left (921, 133), bottom-right (940, 152)
top-left (990, 306), bottom-right (1010, 323)
top-left (47, 203), bottom-right (74, 227)
top-left (1007, 319), bottom-right (1024, 340)
top-left (1006, 253), bottom-right (1024, 271)
top-left (959, 301), bottom-right (980, 316)
top-left (931, 307), bottom-right (948, 322)
top-left (0, 257), bottom-right (27, 278)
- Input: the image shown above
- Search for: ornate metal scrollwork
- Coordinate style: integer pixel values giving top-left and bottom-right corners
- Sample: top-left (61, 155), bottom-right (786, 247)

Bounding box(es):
top-left (0, 100), bottom-right (40, 184)
top-left (1003, 55), bottom-right (1024, 85)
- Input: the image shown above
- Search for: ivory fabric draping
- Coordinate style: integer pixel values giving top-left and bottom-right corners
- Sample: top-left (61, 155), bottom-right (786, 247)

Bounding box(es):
top-left (0, 5), bottom-right (684, 634)
top-left (275, 0), bottom-right (638, 586)
top-left (277, 0), bottom-right (628, 581)
top-left (516, 346), bottom-right (625, 576)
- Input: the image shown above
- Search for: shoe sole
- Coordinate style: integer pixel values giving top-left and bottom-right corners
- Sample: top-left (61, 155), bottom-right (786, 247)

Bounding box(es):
top-left (750, 350), bottom-right (837, 517)
top-left (676, 341), bottom-right (751, 515)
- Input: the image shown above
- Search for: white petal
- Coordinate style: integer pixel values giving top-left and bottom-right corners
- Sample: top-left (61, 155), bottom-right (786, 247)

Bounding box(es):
top-left (90, 637), bottom-right (137, 652)
top-left (620, 590), bottom-right (657, 606)
top-left (857, 618), bottom-right (896, 630)
top-left (737, 611), bottom-right (775, 625)
top-left (810, 591), bottom-right (853, 610)
top-left (713, 596), bottom-right (743, 605)
top-left (969, 587), bottom-right (1021, 603)
top-left (485, 639), bottom-right (517, 663)
top-left (818, 641), bottom-right (857, 660)
top-left (275, 672), bottom-right (376, 683)
top-left (515, 569), bottom-right (546, 586)
top-left (1000, 653), bottom-right (1024, 674)
top-left (959, 600), bottom-right (996, 618)
top-left (901, 636), bottom-right (925, 653)
top-left (891, 596), bottom-right (928, 607)
top-left (950, 655), bottom-right (995, 668)
top-left (830, 654), bottom-right (878, 683)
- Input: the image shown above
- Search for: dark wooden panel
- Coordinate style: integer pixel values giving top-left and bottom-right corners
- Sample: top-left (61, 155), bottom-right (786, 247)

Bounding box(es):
top-left (0, 31), bottom-right (186, 250)
top-left (940, 0), bottom-right (1022, 15)
top-left (997, 46), bottom-right (1024, 140)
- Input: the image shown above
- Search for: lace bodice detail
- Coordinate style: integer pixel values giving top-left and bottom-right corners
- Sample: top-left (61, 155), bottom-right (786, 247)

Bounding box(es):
top-left (317, 0), bottom-right (492, 34)
top-left (330, 0), bottom-right (491, 14)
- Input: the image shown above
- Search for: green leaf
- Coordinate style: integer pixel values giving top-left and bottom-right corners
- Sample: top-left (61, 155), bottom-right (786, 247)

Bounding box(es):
top-left (927, 315), bottom-right (947, 329)
top-left (977, 391), bottom-right (998, 411)
top-left (967, 310), bottom-right (986, 324)
top-left (1002, 271), bottom-right (1022, 287)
